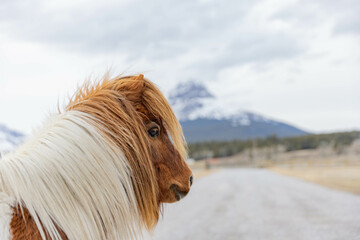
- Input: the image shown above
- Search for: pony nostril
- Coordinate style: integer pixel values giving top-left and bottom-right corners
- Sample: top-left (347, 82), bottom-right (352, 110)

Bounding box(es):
top-left (189, 175), bottom-right (194, 186)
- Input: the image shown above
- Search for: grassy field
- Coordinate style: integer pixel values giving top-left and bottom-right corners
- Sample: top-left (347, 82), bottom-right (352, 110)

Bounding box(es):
top-left (271, 166), bottom-right (360, 195)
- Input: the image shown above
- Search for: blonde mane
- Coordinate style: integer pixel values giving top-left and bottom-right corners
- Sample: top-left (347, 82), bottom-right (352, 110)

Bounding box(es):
top-left (1, 112), bottom-right (142, 239)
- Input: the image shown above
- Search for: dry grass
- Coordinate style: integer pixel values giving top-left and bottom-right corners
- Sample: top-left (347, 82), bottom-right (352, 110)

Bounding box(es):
top-left (271, 166), bottom-right (360, 195)
top-left (192, 168), bottom-right (220, 179)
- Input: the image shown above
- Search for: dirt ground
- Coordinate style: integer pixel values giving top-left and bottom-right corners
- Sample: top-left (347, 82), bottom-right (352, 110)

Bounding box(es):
top-left (271, 166), bottom-right (360, 195)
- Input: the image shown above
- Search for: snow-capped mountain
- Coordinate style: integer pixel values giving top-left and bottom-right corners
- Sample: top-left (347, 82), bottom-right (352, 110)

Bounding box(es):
top-left (169, 80), bottom-right (215, 120)
top-left (169, 80), bottom-right (273, 124)
top-left (169, 81), bottom-right (307, 142)
top-left (0, 124), bottom-right (24, 153)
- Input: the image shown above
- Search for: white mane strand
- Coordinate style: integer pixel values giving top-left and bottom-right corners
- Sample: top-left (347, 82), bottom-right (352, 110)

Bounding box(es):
top-left (0, 111), bottom-right (144, 240)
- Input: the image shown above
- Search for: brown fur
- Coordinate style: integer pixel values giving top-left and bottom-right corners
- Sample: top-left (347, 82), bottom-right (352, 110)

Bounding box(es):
top-left (9, 74), bottom-right (192, 239)
top-left (10, 206), bottom-right (68, 240)
top-left (148, 125), bottom-right (192, 203)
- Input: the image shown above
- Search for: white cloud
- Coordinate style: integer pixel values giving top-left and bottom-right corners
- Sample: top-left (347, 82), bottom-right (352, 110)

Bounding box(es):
top-left (0, 0), bottom-right (359, 133)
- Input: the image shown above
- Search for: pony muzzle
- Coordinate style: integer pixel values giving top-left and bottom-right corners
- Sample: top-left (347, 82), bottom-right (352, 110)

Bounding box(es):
top-left (169, 176), bottom-right (192, 201)
top-left (170, 184), bottom-right (188, 201)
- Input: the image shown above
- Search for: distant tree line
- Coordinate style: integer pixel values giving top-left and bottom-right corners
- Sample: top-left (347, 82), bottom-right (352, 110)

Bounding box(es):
top-left (187, 131), bottom-right (360, 160)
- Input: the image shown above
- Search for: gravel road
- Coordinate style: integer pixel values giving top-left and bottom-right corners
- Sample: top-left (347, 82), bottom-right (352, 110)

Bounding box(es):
top-left (153, 169), bottom-right (360, 240)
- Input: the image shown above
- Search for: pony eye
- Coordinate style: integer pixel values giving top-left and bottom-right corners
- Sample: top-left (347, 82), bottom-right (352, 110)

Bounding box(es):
top-left (148, 127), bottom-right (159, 138)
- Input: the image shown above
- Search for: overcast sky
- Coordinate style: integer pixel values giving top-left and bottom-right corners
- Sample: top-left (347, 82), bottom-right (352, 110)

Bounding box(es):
top-left (0, 0), bottom-right (359, 134)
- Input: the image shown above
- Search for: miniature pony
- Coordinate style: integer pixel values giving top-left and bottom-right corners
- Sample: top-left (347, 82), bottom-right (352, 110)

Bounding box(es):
top-left (0, 74), bottom-right (193, 240)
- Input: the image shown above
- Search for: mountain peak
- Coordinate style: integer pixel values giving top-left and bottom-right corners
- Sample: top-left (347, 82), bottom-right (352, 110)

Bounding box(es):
top-left (169, 80), bottom-right (214, 105)
top-left (169, 80), bottom-right (215, 120)
top-left (169, 80), bottom-right (264, 123)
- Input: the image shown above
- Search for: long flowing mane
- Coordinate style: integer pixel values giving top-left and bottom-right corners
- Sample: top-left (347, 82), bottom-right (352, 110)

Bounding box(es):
top-left (0, 74), bottom-right (188, 240)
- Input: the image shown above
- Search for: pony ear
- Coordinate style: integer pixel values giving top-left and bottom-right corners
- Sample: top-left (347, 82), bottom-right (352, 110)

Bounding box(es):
top-left (131, 74), bottom-right (145, 93)
top-left (135, 74), bottom-right (144, 81)
top-left (132, 74), bottom-right (145, 97)
top-left (110, 74), bottom-right (145, 102)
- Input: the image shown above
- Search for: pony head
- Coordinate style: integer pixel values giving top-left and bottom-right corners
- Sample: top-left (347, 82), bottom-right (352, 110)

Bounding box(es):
top-left (66, 74), bottom-right (193, 229)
